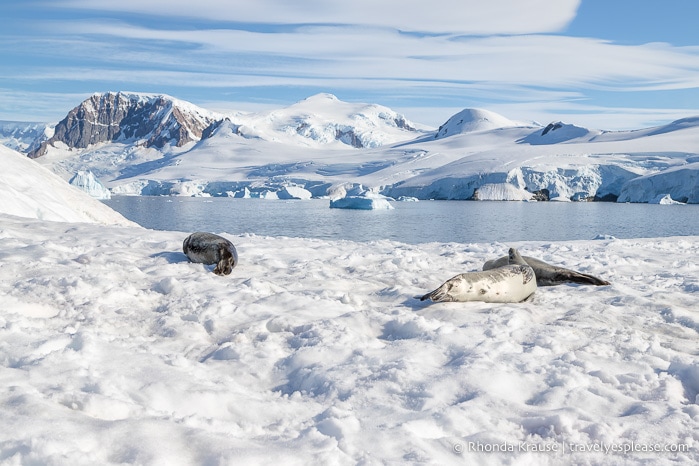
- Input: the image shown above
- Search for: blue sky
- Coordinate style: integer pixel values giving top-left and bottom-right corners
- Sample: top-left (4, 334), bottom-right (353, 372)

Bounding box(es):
top-left (2, 0), bottom-right (699, 129)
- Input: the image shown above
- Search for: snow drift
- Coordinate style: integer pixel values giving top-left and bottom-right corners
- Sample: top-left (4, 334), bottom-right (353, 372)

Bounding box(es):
top-left (0, 145), bottom-right (133, 225)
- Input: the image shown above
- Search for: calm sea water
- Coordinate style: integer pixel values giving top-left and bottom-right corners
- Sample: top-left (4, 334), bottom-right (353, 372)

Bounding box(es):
top-left (103, 197), bottom-right (698, 244)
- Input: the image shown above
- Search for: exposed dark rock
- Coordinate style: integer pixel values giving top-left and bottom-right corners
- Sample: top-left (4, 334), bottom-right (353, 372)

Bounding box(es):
top-left (593, 193), bottom-right (619, 202)
top-left (336, 128), bottom-right (364, 148)
top-left (390, 115), bottom-right (416, 131)
top-left (28, 92), bottom-right (217, 158)
top-left (201, 118), bottom-right (238, 139)
top-left (531, 188), bottom-right (550, 201)
top-left (541, 122), bottom-right (564, 136)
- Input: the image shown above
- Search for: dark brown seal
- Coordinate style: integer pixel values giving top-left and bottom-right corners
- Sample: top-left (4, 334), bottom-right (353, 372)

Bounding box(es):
top-left (183, 232), bottom-right (238, 275)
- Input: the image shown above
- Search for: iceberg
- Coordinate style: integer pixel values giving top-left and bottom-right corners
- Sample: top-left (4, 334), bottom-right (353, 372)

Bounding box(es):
top-left (68, 170), bottom-right (111, 200)
top-left (650, 194), bottom-right (685, 205)
top-left (329, 196), bottom-right (394, 210)
top-left (472, 183), bottom-right (533, 201)
top-left (249, 190), bottom-right (279, 200)
top-left (277, 186), bottom-right (313, 200)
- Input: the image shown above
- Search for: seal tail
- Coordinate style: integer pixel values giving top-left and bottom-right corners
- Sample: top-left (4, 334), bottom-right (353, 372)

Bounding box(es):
top-left (564, 272), bottom-right (610, 286)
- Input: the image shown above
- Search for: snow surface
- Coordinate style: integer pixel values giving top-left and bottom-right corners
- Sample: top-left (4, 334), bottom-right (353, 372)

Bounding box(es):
top-left (1, 132), bottom-right (698, 465)
top-left (1, 217), bottom-right (698, 465)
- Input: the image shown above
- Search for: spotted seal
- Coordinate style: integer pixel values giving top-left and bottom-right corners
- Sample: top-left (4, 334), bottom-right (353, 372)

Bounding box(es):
top-left (420, 248), bottom-right (536, 303)
top-left (183, 232), bottom-right (238, 276)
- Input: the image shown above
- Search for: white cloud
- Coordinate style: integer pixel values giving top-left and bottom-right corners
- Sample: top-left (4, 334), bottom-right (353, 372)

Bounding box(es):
top-left (56, 0), bottom-right (581, 34)
top-left (43, 21), bottom-right (699, 94)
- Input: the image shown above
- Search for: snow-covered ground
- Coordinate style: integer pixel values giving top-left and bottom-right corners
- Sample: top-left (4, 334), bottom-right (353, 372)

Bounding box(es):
top-left (1, 135), bottom-right (698, 464)
top-left (1, 216), bottom-right (698, 465)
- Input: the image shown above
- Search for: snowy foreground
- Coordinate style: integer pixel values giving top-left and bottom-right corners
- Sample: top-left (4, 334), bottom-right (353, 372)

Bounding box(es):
top-left (1, 215), bottom-right (697, 465)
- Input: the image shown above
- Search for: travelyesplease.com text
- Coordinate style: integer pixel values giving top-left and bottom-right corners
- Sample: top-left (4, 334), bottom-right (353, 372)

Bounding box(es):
top-left (453, 441), bottom-right (690, 455)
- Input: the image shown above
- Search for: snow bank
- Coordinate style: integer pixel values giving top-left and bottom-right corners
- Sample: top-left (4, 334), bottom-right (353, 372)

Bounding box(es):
top-left (435, 108), bottom-right (518, 139)
top-left (0, 215), bottom-right (697, 464)
top-left (0, 145), bottom-right (133, 225)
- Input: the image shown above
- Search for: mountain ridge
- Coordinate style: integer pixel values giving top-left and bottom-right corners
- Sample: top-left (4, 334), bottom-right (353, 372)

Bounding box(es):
top-left (3, 92), bottom-right (699, 203)
top-left (27, 92), bottom-right (221, 158)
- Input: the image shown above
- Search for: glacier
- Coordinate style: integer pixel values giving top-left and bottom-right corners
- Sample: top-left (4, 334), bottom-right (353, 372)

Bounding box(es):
top-left (617, 162), bottom-right (699, 204)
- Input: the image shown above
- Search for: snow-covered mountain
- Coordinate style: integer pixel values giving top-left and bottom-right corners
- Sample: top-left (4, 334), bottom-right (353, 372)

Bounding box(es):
top-left (0, 120), bottom-right (52, 152)
top-left (434, 108), bottom-right (520, 139)
top-left (5, 92), bottom-right (699, 203)
top-left (235, 93), bottom-right (423, 148)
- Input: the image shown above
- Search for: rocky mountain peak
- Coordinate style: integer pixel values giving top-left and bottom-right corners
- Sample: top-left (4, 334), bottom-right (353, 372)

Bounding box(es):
top-left (28, 92), bottom-right (218, 158)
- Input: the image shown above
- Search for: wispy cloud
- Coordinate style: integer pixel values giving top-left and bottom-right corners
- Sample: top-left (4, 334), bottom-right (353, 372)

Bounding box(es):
top-left (33, 20), bottom-right (699, 91)
top-left (55, 0), bottom-right (581, 34)
top-left (2, 0), bottom-right (699, 128)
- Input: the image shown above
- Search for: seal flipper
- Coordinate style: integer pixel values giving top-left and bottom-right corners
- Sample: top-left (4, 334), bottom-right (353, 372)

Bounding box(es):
top-left (539, 271), bottom-right (610, 286)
